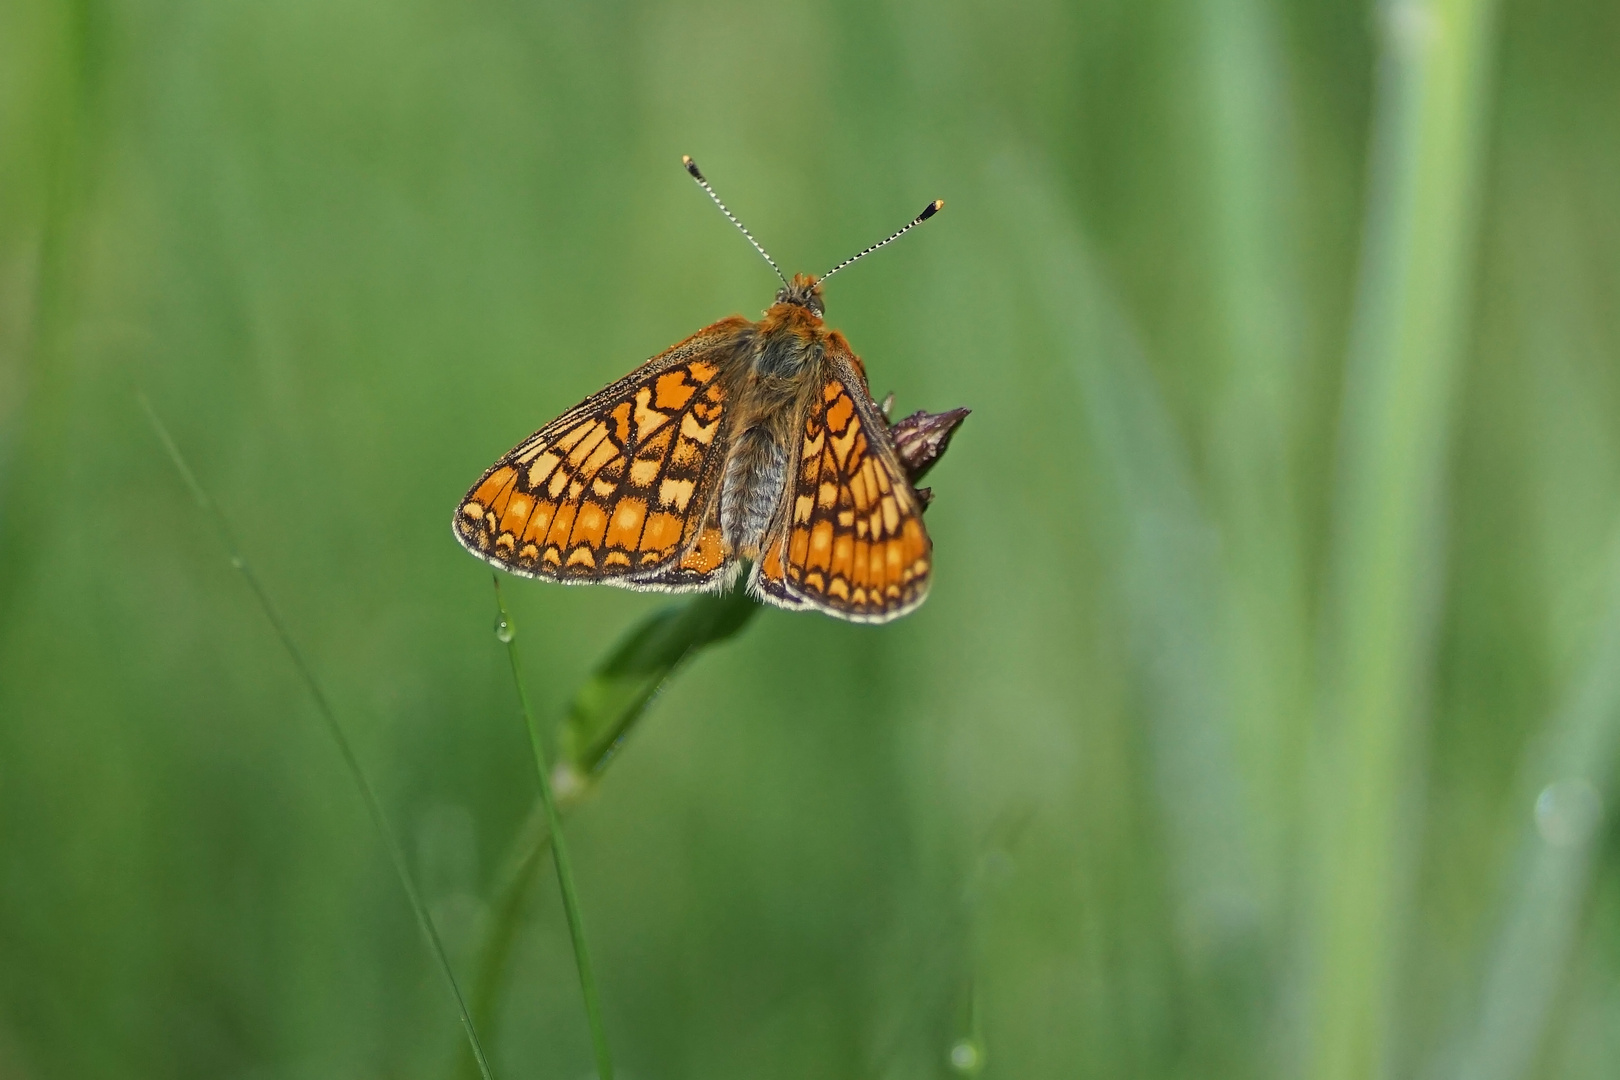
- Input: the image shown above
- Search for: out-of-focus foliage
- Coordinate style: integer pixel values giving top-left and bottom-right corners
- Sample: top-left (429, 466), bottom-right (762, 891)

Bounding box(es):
top-left (2, 0), bottom-right (1619, 1077)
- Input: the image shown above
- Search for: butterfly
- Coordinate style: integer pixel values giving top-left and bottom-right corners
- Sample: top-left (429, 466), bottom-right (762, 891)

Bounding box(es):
top-left (453, 156), bottom-right (952, 623)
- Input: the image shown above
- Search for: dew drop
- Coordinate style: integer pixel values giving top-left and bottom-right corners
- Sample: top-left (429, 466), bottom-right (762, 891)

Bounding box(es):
top-left (1534, 778), bottom-right (1602, 848)
top-left (494, 614), bottom-right (515, 643)
top-left (229, 555), bottom-right (244, 569)
top-left (552, 762), bottom-right (588, 805)
top-left (948, 1039), bottom-right (983, 1074)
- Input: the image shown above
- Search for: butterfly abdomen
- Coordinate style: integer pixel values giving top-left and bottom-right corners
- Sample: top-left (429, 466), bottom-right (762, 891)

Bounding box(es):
top-left (720, 428), bottom-right (789, 558)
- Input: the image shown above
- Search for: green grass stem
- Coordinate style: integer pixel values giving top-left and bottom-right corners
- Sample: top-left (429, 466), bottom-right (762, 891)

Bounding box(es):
top-left (457, 800), bottom-right (552, 1080)
top-left (492, 577), bottom-right (614, 1080)
top-left (1305, 1), bottom-right (1501, 1076)
top-left (137, 393), bottom-right (496, 1080)
top-left (1438, 528), bottom-right (1620, 1080)
top-left (458, 586), bottom-right (757, 1075)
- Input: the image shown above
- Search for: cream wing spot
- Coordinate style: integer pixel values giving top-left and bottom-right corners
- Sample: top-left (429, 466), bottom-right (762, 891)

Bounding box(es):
top-left (553, 422), bottom-right (596, 453)
top-left (680, 411), bottom-right (718, 445)
top-left (659, 477), bottom-right (695, 511)
top-left (634, 387), bottom-right (669, 440)
top-left (629, 459), bottom-right (660, 487)
top-left (801, 428), bottom-right (825, 461)
top-left (528, 451), bottom-right (562, 488)
top-left (850, 467), bottom-right (870, 511)
top-left (830, 419), bottom-right (862, 468)
top-left (566, 423), bottom-right (609, 467)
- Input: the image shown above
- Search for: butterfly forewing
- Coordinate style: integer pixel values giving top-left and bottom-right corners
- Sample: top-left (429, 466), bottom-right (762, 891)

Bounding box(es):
top-left (454, 318), bottom-right (748, 588)
top-left (753, 347), bottom-right (932, 622)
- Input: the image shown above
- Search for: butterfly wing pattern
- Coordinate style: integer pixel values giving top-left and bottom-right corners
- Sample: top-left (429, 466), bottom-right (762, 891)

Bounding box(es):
top-left (454, 318), bottom-right (748, 590)
top-left (753, 344), bottom-right (932, 622)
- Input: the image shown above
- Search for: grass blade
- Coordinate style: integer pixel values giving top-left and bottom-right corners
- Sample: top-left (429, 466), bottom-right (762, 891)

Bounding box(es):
top-left (1193, 0), bottom-right (1312, 933)
top-left (492, 577), bottom-right (614, 1080)
top-left (1434, 526), bottom-right (1620, 1080)
top-left (1303, 1), bottom-right (1502, 1076)
top-left (561, 587), bottom-right (758, 780)
top-left (994, 153), bottom-right (1268, 1067)
top-left (137, 393), bottom-right (496, 1080)
top-left (458, 587), bottom-right (757, 1075)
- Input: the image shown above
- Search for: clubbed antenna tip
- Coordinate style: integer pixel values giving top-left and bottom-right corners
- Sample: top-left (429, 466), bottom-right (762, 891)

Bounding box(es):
top-left (680, 154), bottom-right (787, 286)
top-left (820, 198), bottom-right (946, 284)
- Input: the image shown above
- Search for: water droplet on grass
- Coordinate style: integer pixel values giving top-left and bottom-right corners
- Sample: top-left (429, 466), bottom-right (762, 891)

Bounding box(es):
top-left (494, 614), bottom-right (514, 643)
top-left (948, 1039), bottom-right (983, 1074)
top-left (1535, 778), bottom-right (1602, 848)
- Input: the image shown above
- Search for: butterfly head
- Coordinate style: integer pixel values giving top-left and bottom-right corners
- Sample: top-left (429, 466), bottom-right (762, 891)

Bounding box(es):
top-left (774, 273), bottom-right (825, 316)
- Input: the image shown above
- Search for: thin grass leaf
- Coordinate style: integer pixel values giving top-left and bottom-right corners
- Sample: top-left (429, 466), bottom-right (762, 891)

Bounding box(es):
top-left (561, 586), bottom-right (760, 782)
top-left (493, 577), bottom-right (614, 1080)
top-left (458, 590), bottom-right (758, 1075)
top-left (1304, 1), bottom-right (1503, 1075)
top-left (1193, 0), bottom-right (1312, 934)
top-left (997, 153), bottom-right (1262, 953)
top-left (137, 393), bottom-right (497, 1080)
top-left (993, 152), bottom-right (1270, 1072)
top-left (1432, 524), bottom-right (1620, 1080)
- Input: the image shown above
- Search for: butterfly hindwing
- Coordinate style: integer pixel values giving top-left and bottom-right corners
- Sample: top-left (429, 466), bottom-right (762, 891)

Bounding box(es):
top-left (454, 318), bottom-right (747, 589)
top-left (752, 345), bottom-right (932, 622)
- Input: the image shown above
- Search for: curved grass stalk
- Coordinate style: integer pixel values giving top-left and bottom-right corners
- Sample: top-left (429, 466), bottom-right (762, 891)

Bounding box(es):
top-left (492, 578), bottom-right (614, 1080)
top-left (138, 392), bottom-right (496, 1080)
top-left (458, 587), bottom-right (759, 1076)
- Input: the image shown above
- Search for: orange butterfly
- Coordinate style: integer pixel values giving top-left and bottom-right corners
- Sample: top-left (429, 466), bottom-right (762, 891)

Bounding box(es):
top-left (453, 157), bottom-right (949, 623)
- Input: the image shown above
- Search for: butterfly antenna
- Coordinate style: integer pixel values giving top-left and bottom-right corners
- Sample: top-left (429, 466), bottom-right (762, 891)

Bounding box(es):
top-left (682, 156), bottom-right (788, 287)
top-left (819, 199), bottom-right (945, 284)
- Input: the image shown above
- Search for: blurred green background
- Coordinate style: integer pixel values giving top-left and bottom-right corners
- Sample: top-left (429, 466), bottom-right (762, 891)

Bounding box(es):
top-left (4, 0), bottom-right (1620, 1076)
